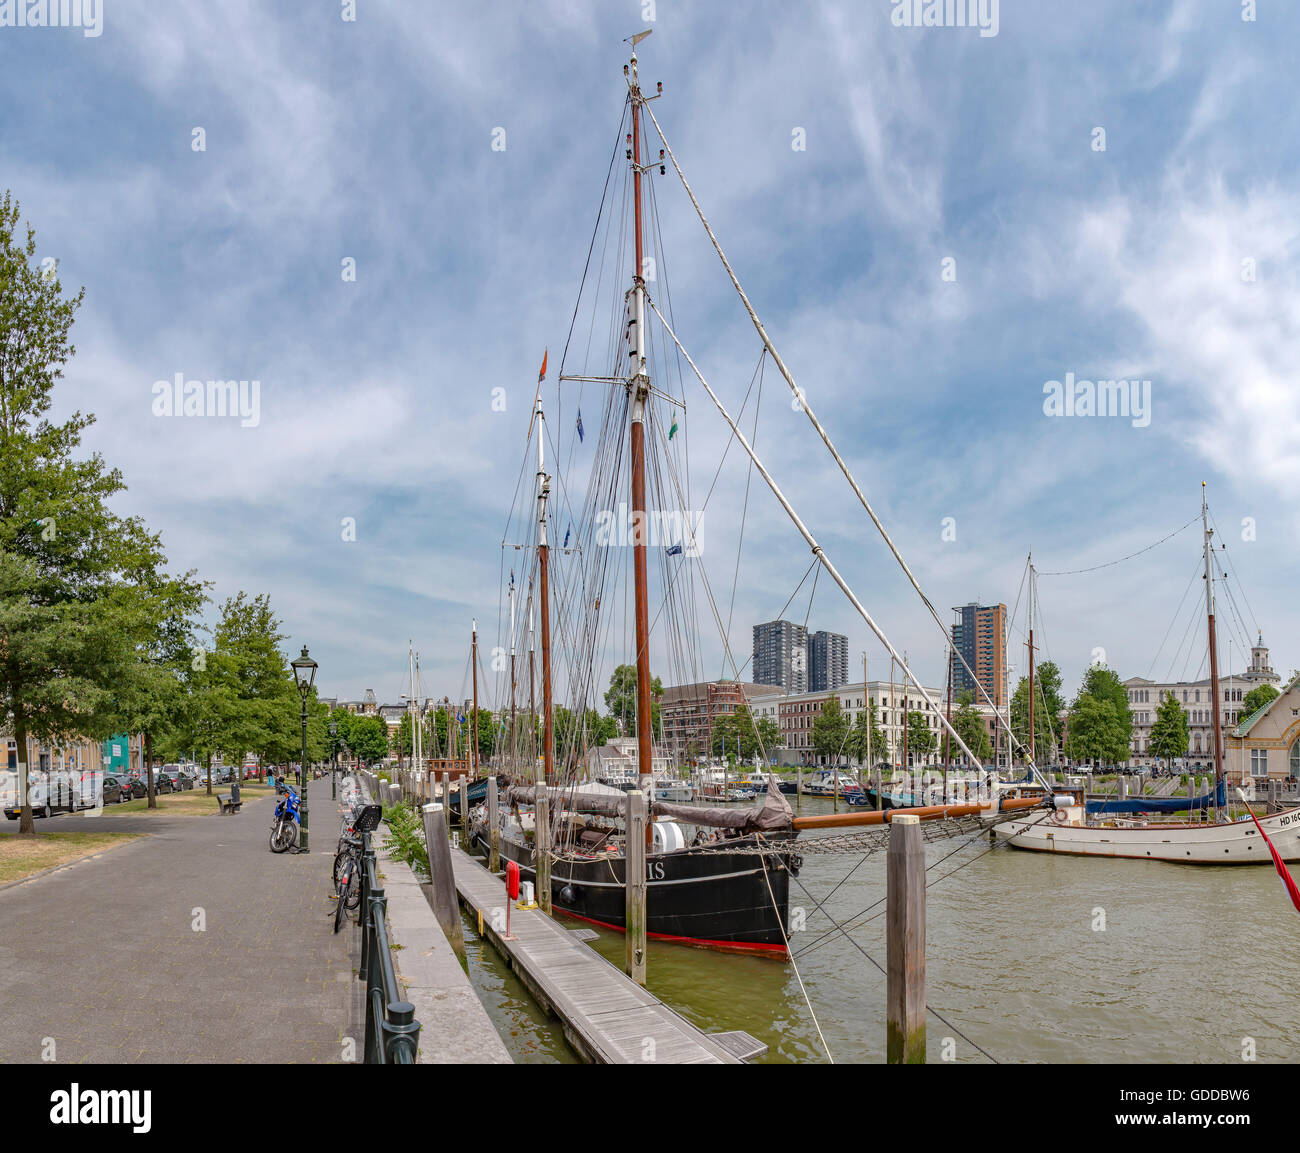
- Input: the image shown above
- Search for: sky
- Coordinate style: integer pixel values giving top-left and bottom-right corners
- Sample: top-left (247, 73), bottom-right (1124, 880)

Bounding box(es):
top-left (4, 0), bottom-right (1297, 710)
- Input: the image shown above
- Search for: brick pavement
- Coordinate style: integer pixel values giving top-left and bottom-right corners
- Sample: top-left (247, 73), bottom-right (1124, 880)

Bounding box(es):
top-left (0, 786), bottom-right (364, 1063)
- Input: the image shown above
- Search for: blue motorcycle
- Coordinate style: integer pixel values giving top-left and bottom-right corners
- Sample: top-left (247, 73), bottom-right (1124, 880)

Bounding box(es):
top-left (269, 783), bottom-right (302, 853)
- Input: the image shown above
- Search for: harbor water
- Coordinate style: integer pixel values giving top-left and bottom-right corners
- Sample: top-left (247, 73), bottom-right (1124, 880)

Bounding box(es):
top-left (458, 795), bottom-right (1300, 1063)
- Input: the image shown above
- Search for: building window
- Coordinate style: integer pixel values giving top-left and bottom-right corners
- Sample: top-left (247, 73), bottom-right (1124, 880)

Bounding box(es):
top-left (1251, 748), bottom-right (1268, 778)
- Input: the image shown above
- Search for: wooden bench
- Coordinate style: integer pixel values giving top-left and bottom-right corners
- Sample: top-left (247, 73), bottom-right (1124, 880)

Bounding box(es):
top-left (216, 793), bottom-right (242, 815)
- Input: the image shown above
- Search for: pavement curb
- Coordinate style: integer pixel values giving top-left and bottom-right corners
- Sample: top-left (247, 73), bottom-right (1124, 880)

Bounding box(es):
top-left (375, 831), bottom-right (513, 1064)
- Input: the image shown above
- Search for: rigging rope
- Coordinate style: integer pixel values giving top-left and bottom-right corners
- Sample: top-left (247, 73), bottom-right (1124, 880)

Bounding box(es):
top-left (1037, 516), bottom-right (1199, 576)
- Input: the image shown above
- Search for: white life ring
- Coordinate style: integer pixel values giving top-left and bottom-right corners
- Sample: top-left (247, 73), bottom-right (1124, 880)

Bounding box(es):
top-left (1051, 808), bottom-right (1071, 825)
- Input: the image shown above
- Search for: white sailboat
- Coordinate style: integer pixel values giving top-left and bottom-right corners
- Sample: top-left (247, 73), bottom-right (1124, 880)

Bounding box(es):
top-left (994, 485), bottom-right (1300, 863)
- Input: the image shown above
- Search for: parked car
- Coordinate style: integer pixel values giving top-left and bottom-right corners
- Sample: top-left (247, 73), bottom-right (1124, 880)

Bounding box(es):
top-left (100, 776), bottom-right (124, 805)
top-left (123, 775), bottom-right (147, 800)
top-left (4, 772), bottom-right (75, 819)
top-left (153, 771), bottom-right (174, 794)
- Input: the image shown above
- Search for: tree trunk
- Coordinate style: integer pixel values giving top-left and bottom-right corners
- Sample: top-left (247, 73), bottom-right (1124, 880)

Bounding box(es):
top-left (205, 753), bottom-right (213, 796)
top-left (145, 731), bottom-right (156, 809)
top-left (15, 707), bottom-right (33, 835)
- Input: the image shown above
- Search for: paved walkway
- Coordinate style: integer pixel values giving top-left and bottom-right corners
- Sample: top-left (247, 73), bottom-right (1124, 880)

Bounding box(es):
top-left (0, 788), bottom-right (363, 1063)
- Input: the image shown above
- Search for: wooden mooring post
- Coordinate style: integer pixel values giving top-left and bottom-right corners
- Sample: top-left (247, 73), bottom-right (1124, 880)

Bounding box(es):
top-left (887, 813), bottom-right (925, 1064)
top-left (421, 803), bottom-right (466, 961)
top-left (487, 777), bottom-right (500, 873)
top-left (535, 784), bottom-right (552, 914)
top-left (625, 791), bottom-right (647, 985)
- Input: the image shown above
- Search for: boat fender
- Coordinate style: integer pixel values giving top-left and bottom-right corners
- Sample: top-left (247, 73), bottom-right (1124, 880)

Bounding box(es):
top-left (559, 885), bottom-right (576, 904)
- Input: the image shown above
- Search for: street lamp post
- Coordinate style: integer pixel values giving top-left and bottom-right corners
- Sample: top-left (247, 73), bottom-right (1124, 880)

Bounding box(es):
top-left (291, 645), bottom-right (318, 853)
top-left (329, 719), bottom-right (338, 800)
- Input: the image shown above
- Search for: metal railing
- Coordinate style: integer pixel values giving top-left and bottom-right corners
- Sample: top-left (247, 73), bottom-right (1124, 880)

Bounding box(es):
top-left (356, 829), bottom-right (421, 1063)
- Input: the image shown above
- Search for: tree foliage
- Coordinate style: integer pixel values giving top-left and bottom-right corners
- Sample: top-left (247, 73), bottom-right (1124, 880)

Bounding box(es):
top-left (1147, 690), bottom-right (1189, 768)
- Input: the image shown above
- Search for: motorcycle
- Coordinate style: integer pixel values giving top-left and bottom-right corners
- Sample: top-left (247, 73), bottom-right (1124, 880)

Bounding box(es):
top-left (269, 783), bottom-right (302, 853)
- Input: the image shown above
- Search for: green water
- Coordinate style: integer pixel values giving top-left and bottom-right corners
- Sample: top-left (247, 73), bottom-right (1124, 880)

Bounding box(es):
top-left (458, 795), bottom-right (1300, 1063)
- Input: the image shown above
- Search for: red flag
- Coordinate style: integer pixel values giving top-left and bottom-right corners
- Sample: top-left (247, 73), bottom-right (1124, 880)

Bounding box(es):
top-left (538, 349), bottom-right (547, 383)
top-left (1241, 793), bottom-right (1300, 913)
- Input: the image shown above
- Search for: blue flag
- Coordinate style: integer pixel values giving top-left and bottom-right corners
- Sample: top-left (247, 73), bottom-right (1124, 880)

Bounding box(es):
top-left (456, 713), bottom-right (466, 724)
top-left (563, 524), bottom-right (571, 548)
top-left (576, 410), bottom-right (584, 442)
top-left (666, 543), bottom-right (683, 556)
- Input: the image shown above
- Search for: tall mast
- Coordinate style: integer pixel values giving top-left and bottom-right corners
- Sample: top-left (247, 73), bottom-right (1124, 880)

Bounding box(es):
top-left (528, 582), bottom-right (537, 769)
top-left (471, 620), bottom-right (480, 777)
top-left (625, 32), bottom-right (655, 806)
top-left (1027, 554), bottom-right (1036, 768)
top-left (1202, 483), bottom-right (1224, 820)
top-left (408, 640), bottom-right (415, 771)
top-left (414, 650), bottom-right (422, 771)
top-left (536, 387), bottom-right (555, 788)
top-left (943, 643), bottom-right (952, 797)
top-left (509, 575), bottom-right (517, 778)
top-left (902, 652), bottom-right (909, 775)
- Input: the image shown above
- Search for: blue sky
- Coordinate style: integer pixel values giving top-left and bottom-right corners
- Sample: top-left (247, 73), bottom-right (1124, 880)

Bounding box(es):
top-left (4, 0), bottom-right (1298, 708)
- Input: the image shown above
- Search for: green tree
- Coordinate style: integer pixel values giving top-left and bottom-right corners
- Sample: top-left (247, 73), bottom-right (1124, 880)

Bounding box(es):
top-left (0, 193), bottom-right (179, 832)
top-left (1067, 664), bottom-right (1133, 765)
top-left (211, 593), bottom-right (297, 773)
top-left (1009, 676), bottom-right (1055, 763)
top-left (350, 715), bottom-right (389, 766)
top-left (109, 571), bottom-right (207, 806)
top-left (811, 695), bottom-right (851, 766)
top-left (949, 690), bottom-right (992, 765)
top-left (905, 711), bottom-right (936, 765)
top-left (396, 712), bottom-right (414, 761)
top-left (1146, 690), bottom-right (1189, 770)
top-left (604, 664), bottom-right (664, 739)
top-left (1241, 683), bottom-right (1280, 719)
top-left (848, 701), bottom-right (889, 766)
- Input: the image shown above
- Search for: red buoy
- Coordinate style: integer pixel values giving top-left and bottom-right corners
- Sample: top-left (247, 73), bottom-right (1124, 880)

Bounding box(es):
top-left (506, 859), bottom-right (520, 900)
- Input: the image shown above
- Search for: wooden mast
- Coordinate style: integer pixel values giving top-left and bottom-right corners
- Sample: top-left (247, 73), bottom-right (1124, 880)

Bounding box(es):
top-left (1027, 554), bottom-right (1036, 770)
top-left (528, 582), bottom-right (536, 770)
top-left (901, 652), bottom-right (909, 780)
top-left (626, 34), bottom-right (655, 829)
top-left (1202, 483), bottom-right (1224, 821)
top-left (536, 389), bottom-right (554, 789)
top-left (471, 620), bottom-right (479, 778)
top-left (509, 576), bottom-right (517, 781)
top-left (942, 643), bottom-right (952, 801)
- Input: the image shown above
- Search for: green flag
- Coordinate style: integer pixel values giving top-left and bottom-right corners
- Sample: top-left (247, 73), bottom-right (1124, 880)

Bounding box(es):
top-left (669, 410), bottom-right (678, 440)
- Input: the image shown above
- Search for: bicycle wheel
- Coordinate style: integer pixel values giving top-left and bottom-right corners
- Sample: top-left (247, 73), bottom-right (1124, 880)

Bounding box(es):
top-left (333, 875), bottom-right (349, 934)
top-left (342, 862), bottom-right (362, 911)
top-left (332, 848), bottom-right (351, 893)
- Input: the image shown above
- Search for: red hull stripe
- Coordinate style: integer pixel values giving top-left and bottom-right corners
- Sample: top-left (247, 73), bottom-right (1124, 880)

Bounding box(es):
top-left (554, 908), bottom-right (789, 958)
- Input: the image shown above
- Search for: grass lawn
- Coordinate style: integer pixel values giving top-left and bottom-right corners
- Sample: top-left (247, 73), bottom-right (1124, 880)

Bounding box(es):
top-left (105, 785), bottom-right (272, 817)
top-left (0, 831), bottom-right (143, 884)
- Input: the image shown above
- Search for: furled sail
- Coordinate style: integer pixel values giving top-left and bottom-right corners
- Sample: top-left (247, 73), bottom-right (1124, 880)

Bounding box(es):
top-left (1086, 779), bottom-right (1226, 815)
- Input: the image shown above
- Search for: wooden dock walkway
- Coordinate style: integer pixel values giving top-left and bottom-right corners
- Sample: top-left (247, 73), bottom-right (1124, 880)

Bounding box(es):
top-left (447, 846), bottom-right (750, 1064)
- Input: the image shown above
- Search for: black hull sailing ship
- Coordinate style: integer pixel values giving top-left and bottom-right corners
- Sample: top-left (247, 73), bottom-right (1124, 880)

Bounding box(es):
top-left (469, 32), bottom-right (1058, 961)
top-left (489, 832), bottom-right (796, 954)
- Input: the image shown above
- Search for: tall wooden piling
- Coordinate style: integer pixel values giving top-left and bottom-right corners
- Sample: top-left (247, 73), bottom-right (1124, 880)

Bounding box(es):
top-left (535, 784), bottom-right (552, 914)
top-left (625, 791), bottom-right (648, 985)
top-left (459, 776), bottom-right (469, 829)
top-left (421, 803), bottom-right (466, 961)
top-left (886, 813), bottom-right (925, 1064)
top-left (487, 777), bottom-right (500, 873)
